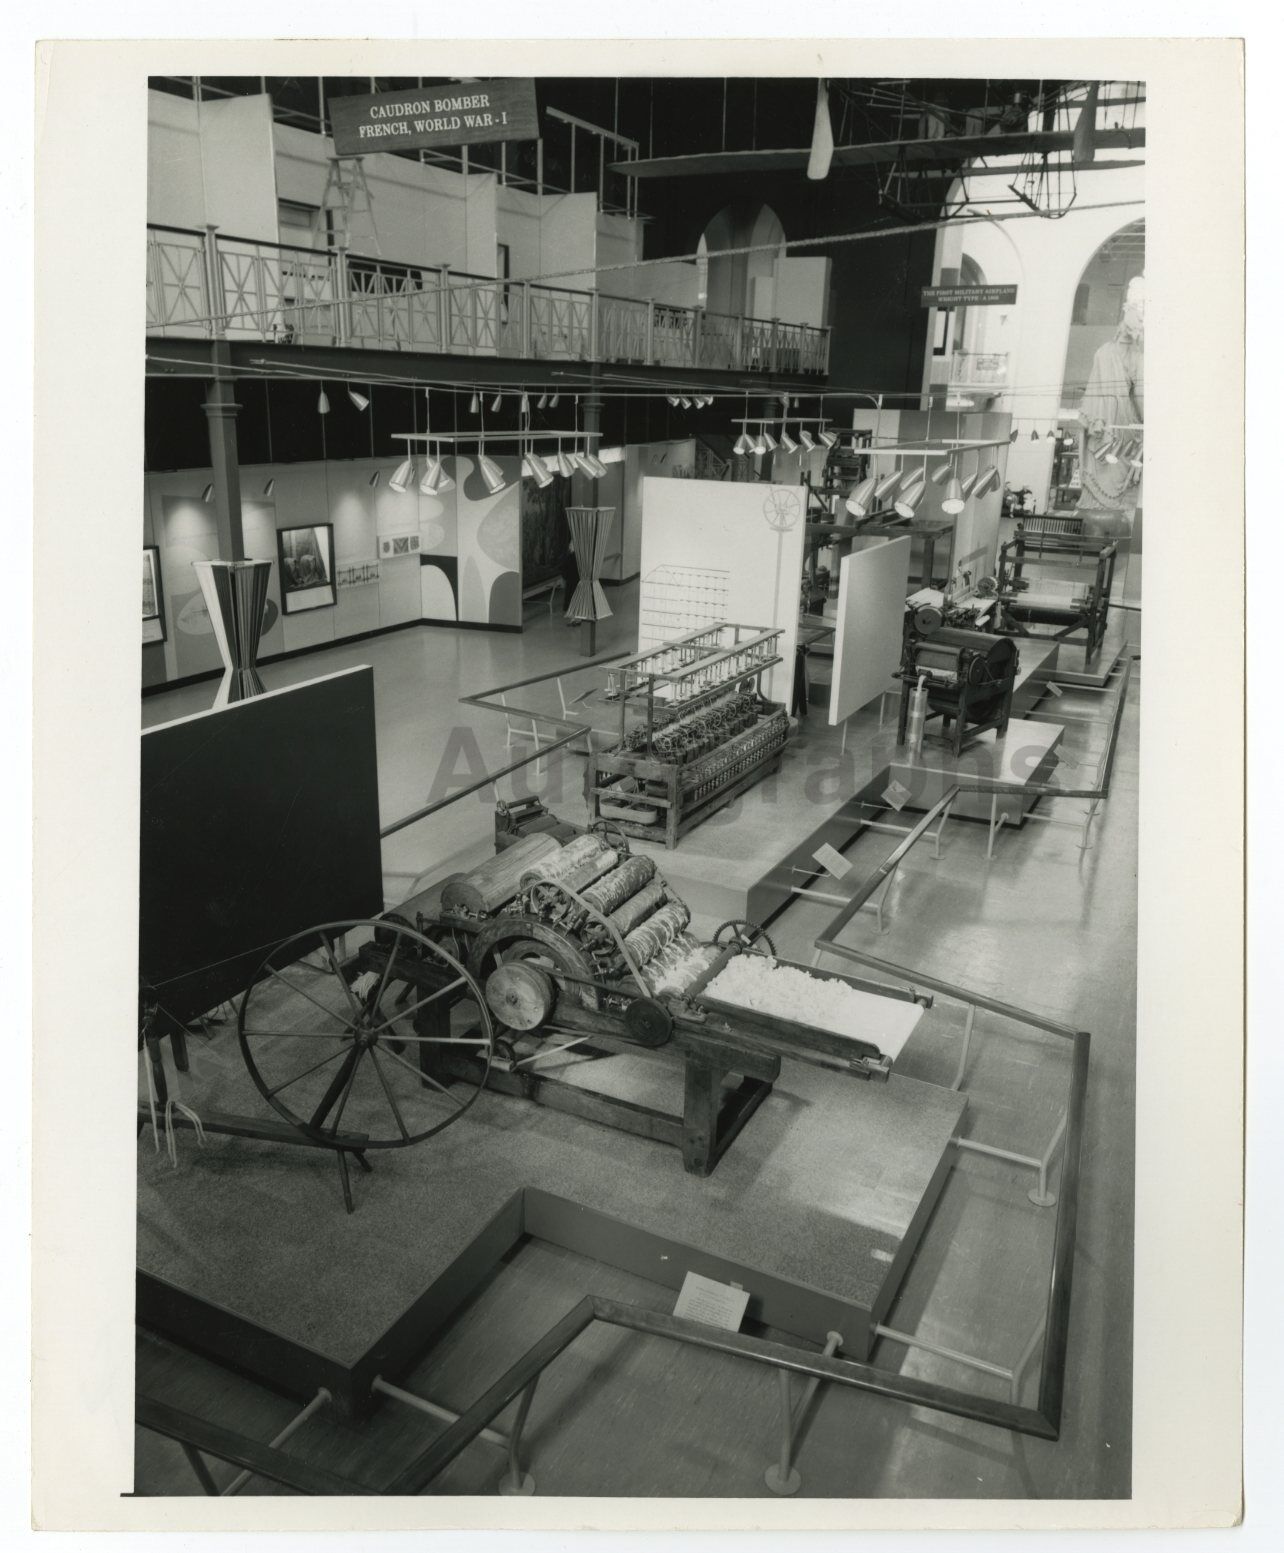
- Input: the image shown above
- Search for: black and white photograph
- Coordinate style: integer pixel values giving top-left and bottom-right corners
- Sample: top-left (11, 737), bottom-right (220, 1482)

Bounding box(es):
top-left (27, 30), bottom-right (1251, 1537)
top-left (277, 522), bottom-right (336, 612)
top-left (142, 544), bottom-right (165, 643)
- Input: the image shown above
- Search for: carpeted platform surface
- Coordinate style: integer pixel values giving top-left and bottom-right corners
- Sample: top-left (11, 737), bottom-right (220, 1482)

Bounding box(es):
top-left (138, 1023), bottom-right (965, 1368)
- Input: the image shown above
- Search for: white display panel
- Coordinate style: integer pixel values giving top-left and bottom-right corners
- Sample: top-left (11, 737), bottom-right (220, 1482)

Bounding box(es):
top-left (638, 477), bottom-right (808, 706)
top-left (828, 536), bottom-right (912, 725)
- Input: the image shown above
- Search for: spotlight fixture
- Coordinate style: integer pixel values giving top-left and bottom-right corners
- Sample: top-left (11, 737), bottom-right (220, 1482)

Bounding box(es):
top-left (469, 391), bottom-right (480, 414)
top-left (680, 396), bottom-right (693, 410)
top-left (929, 460), bottom-right (953, 486)
top-left (845, 474), bottom-right (878, 518)
top-left (347, 388), bottom-right (370, 411)
top-left (389, 457), bottom-right (415, 494)
top-left (317, 388), bottom-right (330, 415)
top-left (263, 477), bottom-right (275, 497)
top-left (367, 471), bottom-right (380, 489)
top-left (537, 393), bottom-right (549, 410)
top-left (490, 392), bottom-right (503, 414)
top-left (201, 482), bottom-right (215, 503)
top-left (1009, 428), bottom-right (1019, 443)
top-left (761, 429), bottom-right (778, 453)
top-left (583, 452), bottom-right (608, 479)
top-left (733, 431), bottom-right (755, 457)
top-left (433, 455), bottom-right (455, 494)
top-left (548, 394), bottom-right (559, 408)
top-left (752, 433), bottom-right (767, 457)
top-left (942, 471), bottom-right (966, 514)
top-left (874, 469), bottom-right (903, 502)
top-left (554, 445), bottom-right (575, 480)
top-left (1031, 428), bottom-right (1040, 441)
top-left (894, 479), bottom-right (925, 519)
top-left (419, 456), bottom-right (443, 495)
top-left (478, 452), bottom-right (508, 495)
top-left (972, 466), bottom-right (1001, 499)
top-left (667, 395), bottom-right (680, 408)
top-left (818, 428), bottom-right (838, 448)
top-left (523, 451), bottom-right (553, 489)
top-left (960, 471), bottom-right (980, 499)
top-left (520, 392), bottom-right (530, 417)
top-left (778, 427), bottom-right (798, 454)
top-left (799, 429), bottom-right (816, 453)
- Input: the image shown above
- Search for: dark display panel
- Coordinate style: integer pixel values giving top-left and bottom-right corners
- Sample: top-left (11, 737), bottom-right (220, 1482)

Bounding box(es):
top-left (140, 667), bottom-right (384, 1025)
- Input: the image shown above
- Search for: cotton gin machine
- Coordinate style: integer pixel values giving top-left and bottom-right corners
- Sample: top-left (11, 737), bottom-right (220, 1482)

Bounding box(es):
top-left (896, 603), bottom-right (1019, 758)
top-left (236, 817), bottom-right (930, 1182)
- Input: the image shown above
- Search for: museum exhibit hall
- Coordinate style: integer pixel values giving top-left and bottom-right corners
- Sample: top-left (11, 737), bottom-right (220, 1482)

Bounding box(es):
top-left (132, 70), bottom-right (1147, 1500)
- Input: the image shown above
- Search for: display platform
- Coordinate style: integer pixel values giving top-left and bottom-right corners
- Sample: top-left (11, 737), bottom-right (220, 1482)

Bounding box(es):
top-left (890, 716), bottom-right (1064, 825)
top-left (138, 1035), bottom-right (965, 1415)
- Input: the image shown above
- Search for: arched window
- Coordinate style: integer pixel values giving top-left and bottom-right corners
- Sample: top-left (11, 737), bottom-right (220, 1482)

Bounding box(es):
top-left (1062, 220), bottom-right (1145, 408)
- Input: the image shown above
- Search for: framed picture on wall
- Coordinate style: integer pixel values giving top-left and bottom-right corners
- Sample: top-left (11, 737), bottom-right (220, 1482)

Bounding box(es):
top-left (142, 545), bottom-right (165, 644)
top-left (276, 523), bottom-right (337, 614)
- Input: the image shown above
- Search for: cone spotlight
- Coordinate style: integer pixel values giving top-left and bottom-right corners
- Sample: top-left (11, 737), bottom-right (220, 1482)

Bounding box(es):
top-left (583, 452), bottom-right (608, 479)
top-left (972, 466), bottom-right (1001, 499)
top-left (799, 429), bottom-right (816, 452)
top-left (1103, 437), bottom-right (1121, 463)
top-left (960, 470), bottom-right (980, 499)
top-left (555, 447), bottom-right (575, 479)
top-left (490, 392), bottom-right (503, 414)
top-left (523, 451), bottom-right (553, 488)
top-left (263, 477), bottom-right (275, 497)
top-left (942, 473), bottom-right (966, 514)
top-left (733, 431), bottom-right (755, 456)
top-left (818, 428), bottom-right (838, 448)
top-left (317, 388), bottom-right (330, 415)
top-left (667, 396), bottom-right (680, 407)
top-left (367, 471), bottom-right (380, 489)
top-left (845, 474), bottom-right (878, 519)
top-left (752, 433), bottom-right (767, 456)
top-left (347, 388), bottom-right (370, 411)
top-left (479, 452), bottom-right (508, 494)
top-left (929, 460), bottom-right (953, 486)
top-left (469, 391), bottom-right (480, 414)
top-left (389, 457), bottom-right (415, 493)
top-left (874, 468), bottom-right (903, 501)
top-left (537, 393), bottom-right (549, 409)
top-left (520, 393), bottom-right (530, 416)
top-left (779, 427), bottom-right (798, 453)
top-left (894, 479), bottom-right (925, 519)
top-left (419, 456), bottom-right (443, 495)
top-left (548, 394), bottom-right (559, 408)
top-left (680, 396), bottom-right (693, 409)
top-left (761, 429), bottom-right (778, 453)
top-left (202, 482), bottom-right (215, 503)
top-left (433, 456), bottom-right (455, 494)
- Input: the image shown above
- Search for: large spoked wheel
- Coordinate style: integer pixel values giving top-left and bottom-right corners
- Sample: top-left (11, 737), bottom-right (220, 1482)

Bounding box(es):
top-left (237, 919), bottom-right (494, 1150)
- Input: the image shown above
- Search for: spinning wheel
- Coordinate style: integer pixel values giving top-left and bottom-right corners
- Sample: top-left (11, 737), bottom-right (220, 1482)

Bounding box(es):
top-left (712, 919), bottom-right (777, 958)
top-left (237, 919), bottom-right (495, 1151)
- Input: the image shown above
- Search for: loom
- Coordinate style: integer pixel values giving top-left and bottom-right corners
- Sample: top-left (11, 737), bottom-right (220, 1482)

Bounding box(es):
top-left (895, 604), bottom-right (1019, 758)
top-left (990, 527), bottom-right (1118, 663)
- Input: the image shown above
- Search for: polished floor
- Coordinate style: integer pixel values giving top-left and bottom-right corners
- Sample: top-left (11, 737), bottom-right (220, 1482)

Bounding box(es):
top-left (137, 583), bottom-right (1139, 1498)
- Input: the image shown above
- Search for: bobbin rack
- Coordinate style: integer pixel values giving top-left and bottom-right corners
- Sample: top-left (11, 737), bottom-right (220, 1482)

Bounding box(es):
top-left (584, 622), bottom-right (790, 849)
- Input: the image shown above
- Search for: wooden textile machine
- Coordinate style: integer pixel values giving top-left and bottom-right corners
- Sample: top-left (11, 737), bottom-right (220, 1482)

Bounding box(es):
top-left (328, 814), bottom-right (925, 1178)
top-left (896, 601), bottom-right (1019, 759)
top-left (988, 526), bottom-right (1117, 663)
top-left (584, 623), bottom-right (791, 850)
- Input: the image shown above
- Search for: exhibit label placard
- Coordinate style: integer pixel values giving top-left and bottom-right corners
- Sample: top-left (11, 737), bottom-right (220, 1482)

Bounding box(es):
top-left (328, 81), bottom-right (538, 156)
top-left (921, 283), bottom-right (1019, 308)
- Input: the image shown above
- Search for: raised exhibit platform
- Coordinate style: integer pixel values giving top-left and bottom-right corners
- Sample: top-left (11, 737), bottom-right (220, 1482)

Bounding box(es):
top-left (138, 1034), bottom-right (965, 1416)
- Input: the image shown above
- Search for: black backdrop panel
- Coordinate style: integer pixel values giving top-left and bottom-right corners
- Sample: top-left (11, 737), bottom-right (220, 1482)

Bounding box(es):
top-left (140, 667), bottom-right (384, 1024)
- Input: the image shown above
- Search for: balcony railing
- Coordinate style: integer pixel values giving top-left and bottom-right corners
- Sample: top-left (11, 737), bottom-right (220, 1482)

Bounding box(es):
top-left (146, 224), bottom-right (830, 376)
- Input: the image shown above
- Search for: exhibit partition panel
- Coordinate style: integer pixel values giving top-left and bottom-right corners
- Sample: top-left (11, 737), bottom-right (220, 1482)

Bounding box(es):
top-left (829, 537), bottom-right (912, 725)
top-left (638, 476), bottom-right (807, 706)
top-left (139, 666), bottom-right (384, 1025)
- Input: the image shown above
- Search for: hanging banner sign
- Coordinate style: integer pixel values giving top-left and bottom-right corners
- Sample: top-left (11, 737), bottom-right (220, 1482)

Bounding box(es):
top-left (328, 81), bottom-right (538, 157)
top-left (921, 284), bottom-right (1019, 308)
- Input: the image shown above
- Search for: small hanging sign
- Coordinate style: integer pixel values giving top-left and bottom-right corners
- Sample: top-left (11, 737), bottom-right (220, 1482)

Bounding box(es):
top-left (329, 80), bottom-right (539, 157)
top-left (921, 284), bottom-right (1019, 308)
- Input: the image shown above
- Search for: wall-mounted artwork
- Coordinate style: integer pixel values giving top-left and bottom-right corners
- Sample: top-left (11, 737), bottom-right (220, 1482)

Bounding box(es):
top-left (276, 523), bottom-right (336, 614)
top-left (379, 533), bottom-right (421, 559)
top-left (143, 545), bottom-right (165, 644)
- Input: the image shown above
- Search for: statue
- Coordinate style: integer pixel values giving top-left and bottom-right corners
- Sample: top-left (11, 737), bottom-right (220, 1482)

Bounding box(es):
top-left (1077, 274), bottom-right (1144, 512)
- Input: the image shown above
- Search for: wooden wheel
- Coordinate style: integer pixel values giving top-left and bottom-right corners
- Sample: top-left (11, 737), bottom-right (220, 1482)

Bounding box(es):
top-left (237, 919), bottom-right (494, 1150)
